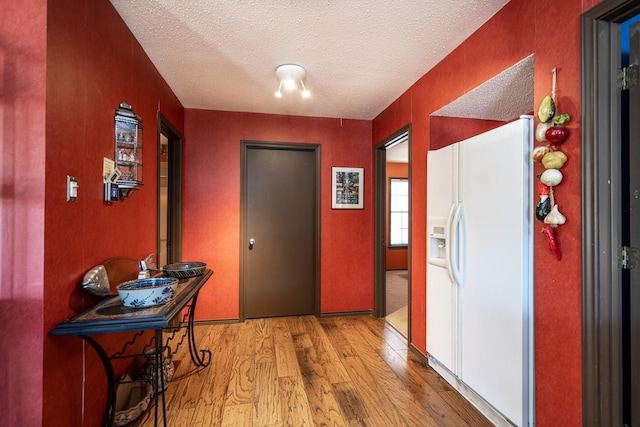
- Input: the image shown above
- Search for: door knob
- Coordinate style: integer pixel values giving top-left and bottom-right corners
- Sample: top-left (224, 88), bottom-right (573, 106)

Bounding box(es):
top-left (249, 238), bottom-right (255, 250)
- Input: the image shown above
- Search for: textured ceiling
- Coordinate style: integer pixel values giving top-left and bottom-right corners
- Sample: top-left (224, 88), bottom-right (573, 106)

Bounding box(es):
top-left (432, 54), bottom-right (534, 121)
top-left (110, 0), bottom-right (509, 120)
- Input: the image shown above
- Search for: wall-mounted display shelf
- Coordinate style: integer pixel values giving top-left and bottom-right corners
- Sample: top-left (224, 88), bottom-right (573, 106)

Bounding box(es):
top-left (115, 103), bottom-right (143, 198)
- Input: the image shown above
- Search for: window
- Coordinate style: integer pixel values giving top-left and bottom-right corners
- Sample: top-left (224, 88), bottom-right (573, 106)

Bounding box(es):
top-left (389, 178), bottom-right (408, 247)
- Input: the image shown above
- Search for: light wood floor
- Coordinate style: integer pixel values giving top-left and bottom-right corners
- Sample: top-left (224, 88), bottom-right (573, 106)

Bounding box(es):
top-left (133, 315), bottom-right (492, 426)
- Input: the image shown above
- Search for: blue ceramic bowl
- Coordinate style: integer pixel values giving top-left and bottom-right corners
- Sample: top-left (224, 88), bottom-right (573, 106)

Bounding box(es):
top-left (162, 262), bottom-right (206, 278)
top-left (116, 277), bottom-right (179, 308)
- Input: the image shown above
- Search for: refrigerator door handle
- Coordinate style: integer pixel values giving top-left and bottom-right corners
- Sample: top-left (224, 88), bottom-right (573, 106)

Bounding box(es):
top-left (450, 203), bottom-right (465, 287)
top-left (445, 203), bottom-right (457, 283)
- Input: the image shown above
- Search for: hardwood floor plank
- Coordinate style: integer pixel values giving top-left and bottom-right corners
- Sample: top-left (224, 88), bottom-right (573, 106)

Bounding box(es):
top-left (275, 341), bottom-right (302, 378)
top-left (339, 316), bottom-right (389, 351)
top-left (254, 318), bottom-right (275, 363)
top-left (278, 376), bottom-right (315, 427)
top-left (363, 315), bottom-right (409, 350)
top-left (332, 382), bottom-right (370, 427)
top-left (290, 328), bottom-right (350, 426)
top-left (161, 408), bottom-right (192, 426)
top-left (303, 376), bottom-right (348, 427)
top-left (191, 401), bottom-right (223, 426)
top-left (225, 354), bottom-right (255, 405)
top-left (317, 317), bottom-right (357, 358)
top-left (339, 355), bottom-right (408, 426)
top-left (439, 390), bottom-right (495, 427)
top-left (195, 332), bottom-right (238, 421)
top-left (271, 317), bottom-right (293, 345)
top-left (221, 403), bottom-right (252, 427)
top-left (292, 332), bottom-right (324, 380)
top-left (253, 361), bottom-right (282, 426)
top-left (353, 351), bottom-right (443, 427)
top-left (377, 347), bottom-right (472, 427)
top-left (236, 319), bottom-right (257, 356)
top-left (135, 315), bottom-right (492, 427)
top-left (285, 315), bottom-right (310, 335)
top-left (302, 317), bottom-right (351, 384)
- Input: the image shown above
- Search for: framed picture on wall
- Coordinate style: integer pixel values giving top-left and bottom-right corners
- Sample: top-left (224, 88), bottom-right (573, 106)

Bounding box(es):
top-left (332, 167), bottom-right (364, 209)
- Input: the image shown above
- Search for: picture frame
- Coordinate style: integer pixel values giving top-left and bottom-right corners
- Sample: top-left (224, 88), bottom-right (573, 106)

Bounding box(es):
top-left (332, 166), bottom-right (364, 209)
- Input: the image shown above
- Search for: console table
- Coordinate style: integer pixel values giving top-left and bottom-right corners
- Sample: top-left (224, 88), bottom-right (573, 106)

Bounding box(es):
top-left (49, 269), bottom-right (213, 427)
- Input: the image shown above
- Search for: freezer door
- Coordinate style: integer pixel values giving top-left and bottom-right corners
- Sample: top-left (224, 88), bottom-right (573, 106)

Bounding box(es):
top-left (458, 117), bottom-right (533, 426)
top-left (426, 143), bottom-right (457, 373)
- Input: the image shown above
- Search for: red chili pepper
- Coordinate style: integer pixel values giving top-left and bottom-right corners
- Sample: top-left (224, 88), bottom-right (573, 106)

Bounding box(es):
top-left (541, 226), bottom-right (562, 261)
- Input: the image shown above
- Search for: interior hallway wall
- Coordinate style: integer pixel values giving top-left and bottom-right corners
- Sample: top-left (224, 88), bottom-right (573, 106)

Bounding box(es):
top-left (373, 0), bottom-right (596, 424)
top-left (0, 1), bottom-right (47, 426)
top-left (183, 110), bottom-right (374, 319)
top-left (41, 0), bottom-right (185, 425)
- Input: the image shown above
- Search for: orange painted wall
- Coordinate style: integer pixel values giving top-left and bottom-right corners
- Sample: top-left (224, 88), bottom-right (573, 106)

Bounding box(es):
top-left (373, 0), bottom-right (590, 424)
top-left (385, 162), bottom-right (409, 270)
top-left (182, 110), bottom-right (374, 318)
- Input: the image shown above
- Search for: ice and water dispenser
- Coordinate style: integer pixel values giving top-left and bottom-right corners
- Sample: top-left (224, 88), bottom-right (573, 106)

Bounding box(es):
top-left (427, 219), bottom-right (447, 267)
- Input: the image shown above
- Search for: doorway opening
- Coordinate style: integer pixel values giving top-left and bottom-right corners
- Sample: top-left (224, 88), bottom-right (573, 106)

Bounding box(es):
top-left (581, 1), bottom-right (640, 425)
top-left (375, 126), bottom-right (411, 338)
top-left (157, 113), bottom-right (183, 267)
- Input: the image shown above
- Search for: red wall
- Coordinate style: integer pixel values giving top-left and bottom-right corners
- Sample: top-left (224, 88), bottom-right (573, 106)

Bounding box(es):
top-left (1, 0), bottom-right (609, 425)
top-left (430, 116), bottom-right (507, 150)
top-left (182, 110), bottom-right (374, 318)
top-left (385, 162), bottom-right (408, 270)
top-left (40, 1), bottom-right (185, 425)
top-left (373, 0), bottom-right (588, 424)
top-left (0, 1), bottom-right (47, 426)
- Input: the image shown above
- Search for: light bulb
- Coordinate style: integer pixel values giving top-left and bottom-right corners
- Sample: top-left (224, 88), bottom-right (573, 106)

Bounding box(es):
top-left (300, 80), bottom-right (310, 98)
top-left (284, 77), bottom-right (296, 90)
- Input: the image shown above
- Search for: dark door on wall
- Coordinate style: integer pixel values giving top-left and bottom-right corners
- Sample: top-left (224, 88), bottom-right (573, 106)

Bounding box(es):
top-left (157, 113), bottom-right (183, 266)
top-left (241, 142), bottom-right (319, 319)
top-left (625, 19), bottom-right (640, 425)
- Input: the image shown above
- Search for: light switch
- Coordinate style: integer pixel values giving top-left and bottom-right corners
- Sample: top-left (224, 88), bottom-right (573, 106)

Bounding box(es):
top-left (66, 176), bottom-right (78, 202)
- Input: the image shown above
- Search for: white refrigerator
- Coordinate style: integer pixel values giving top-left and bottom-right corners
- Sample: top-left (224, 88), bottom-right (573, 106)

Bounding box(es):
top-left (426, 116), bottom-right (534, 426)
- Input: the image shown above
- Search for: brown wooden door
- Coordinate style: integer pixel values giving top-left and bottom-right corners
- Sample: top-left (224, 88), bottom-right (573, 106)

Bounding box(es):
top-left (242, 142), bottom-right (318, 319)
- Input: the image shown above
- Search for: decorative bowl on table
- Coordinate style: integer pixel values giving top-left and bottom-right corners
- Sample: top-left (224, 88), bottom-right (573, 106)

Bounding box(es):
top-left (116, 277), bottom-right (179, 308)
top-left (162, 261), bottom-right (206, 278)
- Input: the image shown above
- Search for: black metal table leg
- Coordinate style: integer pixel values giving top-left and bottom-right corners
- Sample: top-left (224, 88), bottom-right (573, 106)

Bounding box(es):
top-left (186, 291), bottom-right (211, 367)
top-left (80, 335), bottom-right (117, 427)
top-left (154, 328), bottom-right (168, 427)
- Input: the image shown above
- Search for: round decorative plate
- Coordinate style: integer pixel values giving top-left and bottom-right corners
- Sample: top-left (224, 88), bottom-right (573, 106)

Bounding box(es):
top-left (162, 262), bottom-right (206, 278)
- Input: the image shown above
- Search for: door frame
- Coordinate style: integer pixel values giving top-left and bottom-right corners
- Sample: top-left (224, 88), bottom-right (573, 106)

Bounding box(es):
top-left (156, 112), bottom-right (183, 264)
top-left (581, 1), bottom-right (640, 425)
top-left (239, 140), bottom-right (321, 321)
top-left (374, 125), bottom-right (411, 338)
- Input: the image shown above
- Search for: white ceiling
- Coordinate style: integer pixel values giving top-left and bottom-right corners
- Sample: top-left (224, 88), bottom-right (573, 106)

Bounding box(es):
top-left (109, 0), bottom-right (510, 120)
top-left (432, 54), bottom-right (534, 121)
top-left (384, 54), bottom-right (534, 164)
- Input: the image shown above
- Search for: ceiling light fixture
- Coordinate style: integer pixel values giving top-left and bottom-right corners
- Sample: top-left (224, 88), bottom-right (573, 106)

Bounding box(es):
top-left (275, 64), bottom-right (310, 98)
